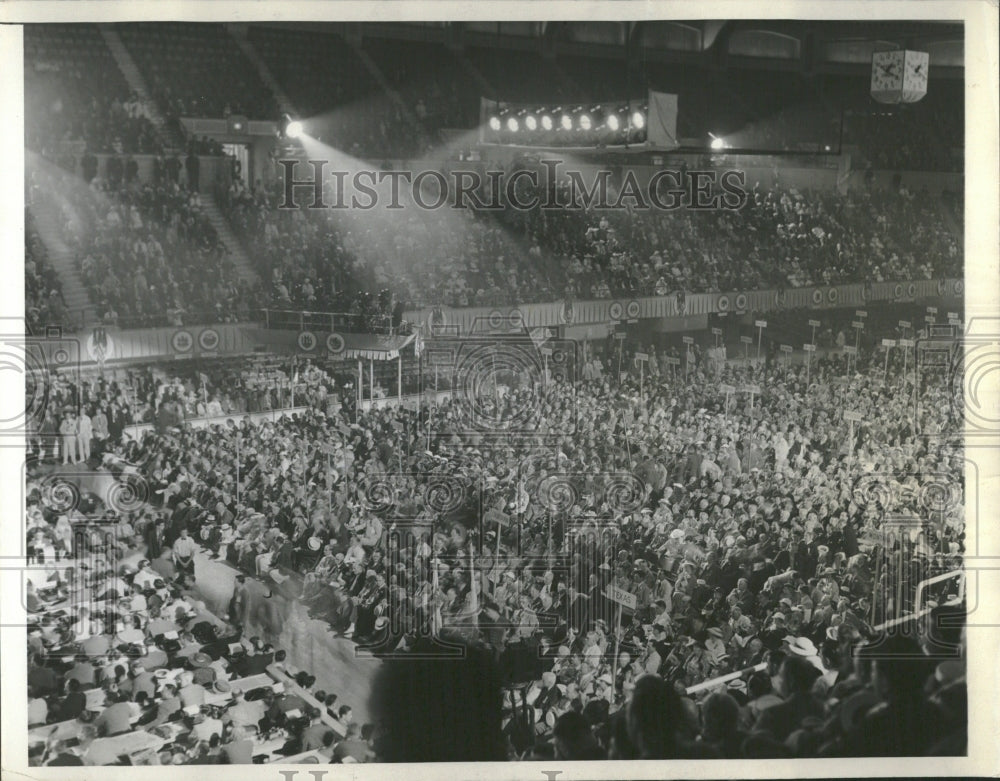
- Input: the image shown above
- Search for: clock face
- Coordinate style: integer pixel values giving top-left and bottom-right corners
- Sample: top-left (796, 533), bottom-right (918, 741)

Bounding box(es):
top-left (903, 50), bottom-right (930, 94)
top-left (871, 49), bottom-right (905, 93)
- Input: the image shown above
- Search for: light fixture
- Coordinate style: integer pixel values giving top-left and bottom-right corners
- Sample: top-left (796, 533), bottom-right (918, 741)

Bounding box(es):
top-left (286, 120), bottom-right (304, 139)
top-left (606, 113), bottom-right (620, 131)
top-left (489, 116), bottom-right (502, 131)
top-left (541, 115), bottom-right (553, 131)
top-left (525, 115), bottom-right (538, 131)
top-left (631, 111), bottom-right (645, 129)
top-left (507, 117), bottom-right (519, 132)
top-left (560, 114), bottom-right (573, 131)
top-left (579, 114), bottom-right (592, 131)
top-left (710, 136), bottom-right (725, 150)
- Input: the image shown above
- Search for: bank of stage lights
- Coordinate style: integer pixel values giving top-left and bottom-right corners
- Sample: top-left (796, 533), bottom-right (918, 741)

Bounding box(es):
top-left (485, 103), bottom-right (647, 147)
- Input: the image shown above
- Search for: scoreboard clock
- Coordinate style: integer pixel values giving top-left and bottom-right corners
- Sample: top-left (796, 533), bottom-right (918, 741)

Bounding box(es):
top-left (871, 49), bottom-right (929, 103)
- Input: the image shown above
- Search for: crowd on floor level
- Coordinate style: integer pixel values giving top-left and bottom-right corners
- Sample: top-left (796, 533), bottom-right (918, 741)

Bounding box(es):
top-left (25, 359), bottom-right (353, 466)
top-left (25, 525), bottom-right (371, 765)
top-left (24, 321), bottom-right (965, 761)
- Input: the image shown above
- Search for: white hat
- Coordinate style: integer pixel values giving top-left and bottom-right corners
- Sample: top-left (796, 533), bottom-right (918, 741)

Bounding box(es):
top-left (787, 636), bottom-right (818, 657)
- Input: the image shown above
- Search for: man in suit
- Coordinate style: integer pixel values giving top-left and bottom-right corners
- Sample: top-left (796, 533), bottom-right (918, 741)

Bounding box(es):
top-left (752, 655), bottom-right (824, 742)
top-left (57, 678), bottom-right (88, 721)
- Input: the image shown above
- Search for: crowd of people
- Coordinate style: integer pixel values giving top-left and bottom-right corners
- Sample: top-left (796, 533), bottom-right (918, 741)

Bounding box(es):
top-left (118, 23), bottom-right (280, 128)
top-left (25, 358), bottom-right (351, 467)
top-left (219, 167), bottom-right (961, 312)
top-left (36, 158), bottom-right (266, 329)
top-left (24, 496), bottom-right (372, 766)
top-left (25, 208), bottom-right (72, 334)
top-left (23, 307), bottom-right (966, 762)
top-left (25, 25), bottom-right (162, 158)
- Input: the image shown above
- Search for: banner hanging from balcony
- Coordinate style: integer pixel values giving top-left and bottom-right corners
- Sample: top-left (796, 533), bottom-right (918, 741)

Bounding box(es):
top-left (403, 279), bottom-right (959, 335)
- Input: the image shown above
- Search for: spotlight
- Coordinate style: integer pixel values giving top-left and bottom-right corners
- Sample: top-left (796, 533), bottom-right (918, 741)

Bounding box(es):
top-left (606, 113), bottom-right (620, 131)
top-left (579, 114), bottom-right (592, 131)
top-left (489, 116), bottom-right (501, 131)
top-left (507, 117), bottom-right (519, 132)
top-left (561, 114), bottom-right (573, 131)
top-left (525, 115), bottom-right (538, 131)
top-left (541, 115), bottom-right (553, 131)
top-left (710, 136), bottom-right (725, 150)
top-left (279, 113), bottom-right (304, 139)
top-left (631, 111), bottom-right (645, 129)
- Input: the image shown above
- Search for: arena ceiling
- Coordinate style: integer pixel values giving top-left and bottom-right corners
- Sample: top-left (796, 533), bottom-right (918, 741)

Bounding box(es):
top-left (258, 20), bottom-right (963, 78)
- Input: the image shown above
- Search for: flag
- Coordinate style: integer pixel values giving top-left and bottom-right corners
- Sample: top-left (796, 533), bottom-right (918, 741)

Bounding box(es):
top-left (647, 92), bottom-right (679, 149)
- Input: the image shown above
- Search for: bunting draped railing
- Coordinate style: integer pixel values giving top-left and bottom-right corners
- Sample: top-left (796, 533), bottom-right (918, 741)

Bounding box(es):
top-left (26, 278), bottom-right (961, 369)
top-left (404, 278), bottom-right (963, 336)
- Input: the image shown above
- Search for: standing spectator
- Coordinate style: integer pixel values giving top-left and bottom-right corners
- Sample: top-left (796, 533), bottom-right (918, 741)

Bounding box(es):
top-left (76, 407), bottom-right (93, 463)
top-left (59, 411), bottom-right (78, 464)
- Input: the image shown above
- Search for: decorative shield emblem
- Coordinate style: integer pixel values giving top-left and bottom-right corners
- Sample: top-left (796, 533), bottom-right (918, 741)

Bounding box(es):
top-left (775, 289), bottom-right (787, 308)
top-left (675, 290), bottom-right (689, 317)
top-left (608, 302), bottom-right (624, 321)
top-left (171, 329), bottom-right (193, 354)
top-left (861, 282), bottom-right (873, 302)
top-left (828, 287), bottom-right (839, 304)
top-left (430, 307), bottom-right (447, 334)
top-left (326, 333), bottom-right (345, 355)
top-left (717, 295), bottom-right (730, 312)
top-left (87, 327), bottom-right (114, 365)
top-left (907, 283), bottom-right (917, 298)
top-left (812, 289), bottom-right (823, 306)
top-left (734, 293), bottom-right (748, 311)
top-left (893, 284), bottom-right (904, 300)
top-left (954, 280), bottom-right (964, 295)
top-left (626, 300), bottom-right (641, 319)
top-left (198, 328), bottom-right (220, 352)
top-left (297, 331), bottom-right (317, 352)
top-left (936, 279), bottom-right (947, 296)
top-left (561, 299), bottom-right (576, 324)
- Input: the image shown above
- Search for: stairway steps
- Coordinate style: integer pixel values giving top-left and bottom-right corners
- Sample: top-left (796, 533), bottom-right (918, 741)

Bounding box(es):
top-left (97, 25), bottom-right (184, 151)
top-left (226, 24), bottom-right (298, 117)
top-left (200, 193), bottom-right (259, 285)
top-left (28, 197), bottom-right (97, 325)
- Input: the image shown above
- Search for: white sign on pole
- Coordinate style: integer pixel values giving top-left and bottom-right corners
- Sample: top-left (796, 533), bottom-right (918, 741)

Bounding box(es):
top-left (604, 585), bottom-right (638, 610)
top-left (755, 320), bottom-right (767, 328)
